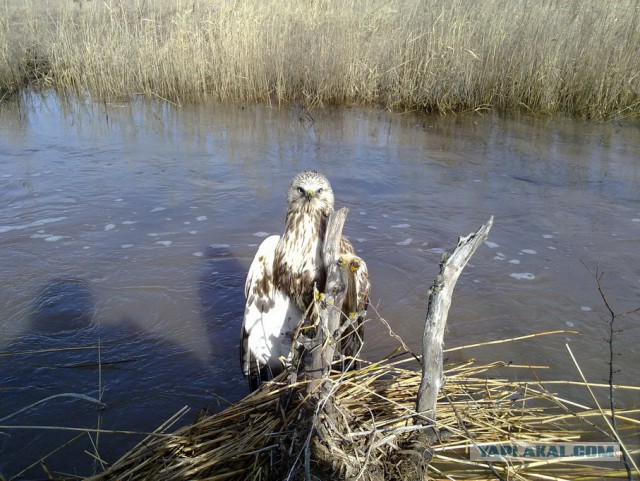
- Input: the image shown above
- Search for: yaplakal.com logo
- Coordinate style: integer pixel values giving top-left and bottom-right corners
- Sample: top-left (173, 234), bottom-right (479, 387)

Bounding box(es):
top-left (470, 442), bottom-right (621, 462)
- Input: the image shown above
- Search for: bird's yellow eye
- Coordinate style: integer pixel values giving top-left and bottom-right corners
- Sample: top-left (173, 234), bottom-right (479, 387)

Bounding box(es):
top-left (317, 188), bottom-right (323, 195)
top-left (297, 186), bottom-right (305, 195)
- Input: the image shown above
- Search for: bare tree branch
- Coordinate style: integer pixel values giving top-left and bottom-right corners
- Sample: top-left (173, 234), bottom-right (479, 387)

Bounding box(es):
top-left (416, 216), bottom-right (494, 430)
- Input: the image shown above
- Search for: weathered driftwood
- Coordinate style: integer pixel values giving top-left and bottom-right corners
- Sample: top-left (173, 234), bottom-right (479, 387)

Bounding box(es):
top-left (306, 207), bottom-right (350, 397)
top-left (292, 208), bottom-right (352, 480)
top-left (416, 216), bottom-right (494, 431)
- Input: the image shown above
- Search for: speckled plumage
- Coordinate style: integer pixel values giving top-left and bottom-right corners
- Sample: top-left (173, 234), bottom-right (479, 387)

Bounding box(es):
top-left (240, 171), bottom-right (369, 391)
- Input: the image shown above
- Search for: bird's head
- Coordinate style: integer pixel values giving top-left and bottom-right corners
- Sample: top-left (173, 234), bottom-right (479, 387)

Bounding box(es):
top-left (287, 170), bottom-right (334, 215)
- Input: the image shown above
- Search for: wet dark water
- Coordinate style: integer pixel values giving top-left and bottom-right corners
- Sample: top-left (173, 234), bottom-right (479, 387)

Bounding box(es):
top-left (1, 92), bottom-right (639, 478)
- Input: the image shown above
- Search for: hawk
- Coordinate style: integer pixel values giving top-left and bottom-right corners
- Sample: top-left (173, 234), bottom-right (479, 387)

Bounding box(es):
top-left (240, 171), bottom-right (370, 391)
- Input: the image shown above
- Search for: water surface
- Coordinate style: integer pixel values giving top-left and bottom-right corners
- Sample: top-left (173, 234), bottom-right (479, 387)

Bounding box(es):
top-left (1, 93), bottom-right (639, 478)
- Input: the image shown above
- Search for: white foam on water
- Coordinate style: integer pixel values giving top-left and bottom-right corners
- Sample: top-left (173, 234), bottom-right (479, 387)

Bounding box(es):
top-left (392, 223), bottom-right (410, 228)
top-left (196, 216), bottom-right (207, 221)
top-left (548, 246), bottom-right (557, 250)
top-left (359, 211), bottom-right (367, 215)
top-left (396, 238), bottom-right (413, 246)
top-left (356, 238), bottom-right (366, 243)
top-left (30, 233), bottom-right (50, 239)
top-left (367, 225), bottom-right (378, 230)
top-left (104, 223), bottom-right (116, 231)
top-left (115, 198), bottom-right (123, 202)
top-left (122, 221), bottom-right (137, 225)
top-left (121, 244), bottom-right (134, 249)
top-left (254, 231), bottom-right (270, 237)
top-left (150, 207), bottom-right (166, 213)
top-left (83, 246), bottom-right (90, 250)
top-left (508, 259), bottom-right (521, 264)
top-left (542, 234), bottom-right (554, 239)
top-left (428, 247), bottom-right (447, 255)
top-left (0, 216), bottom-right (67, 234)
top-left (156, 240), bottom-right (172, 246)
top-left (148, 233), bottom-right (159, 237)
top-left (632, 218), bottom-right (640, 222)
top-left (192, 252), bottom-right (204, 257)
top-left (1, 174), bottom-right (12, 178)
top-left (580, 306), bottom-right (592, 312)
top-left (382, 214), bottom-right (388, 218)
top-left (184, 221), bottom-right (191, 225)
top-left (189, 230), bottom-right (197, 234)
top-left (520, 249), bottom-right (537, 255)
top-left (44, 235), bottom-right (64, 242)
top-left (510, 272), bottom-right (535, 280)
top-left (484, 241), bottom-right (499, 248)
top-left (565, 321), bottom-right (575, 328)
top-left (209, 244), bottom-right (231, 249)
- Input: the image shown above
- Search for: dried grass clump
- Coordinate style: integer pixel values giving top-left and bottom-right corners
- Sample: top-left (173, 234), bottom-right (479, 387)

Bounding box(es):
top-left (89, 355), bottom-right (640, 481)
top-left (2, 0), bottom-right (639, 118)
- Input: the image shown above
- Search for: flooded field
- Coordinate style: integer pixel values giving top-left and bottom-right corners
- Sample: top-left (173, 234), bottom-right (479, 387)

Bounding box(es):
top-left (1, 92), bottom-right (639, 478)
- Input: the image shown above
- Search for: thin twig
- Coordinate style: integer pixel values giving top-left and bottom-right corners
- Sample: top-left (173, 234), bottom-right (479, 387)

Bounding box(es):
top-left (565, 344), bottom-right (639, 476)
top-left (587, 263), bottom-right (638, 481)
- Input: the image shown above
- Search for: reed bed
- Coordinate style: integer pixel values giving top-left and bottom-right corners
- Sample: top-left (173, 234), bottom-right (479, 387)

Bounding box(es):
top-left (88, 355), bottom-right (640, 480)
top-left (1, 0), bottom-right (639, 118)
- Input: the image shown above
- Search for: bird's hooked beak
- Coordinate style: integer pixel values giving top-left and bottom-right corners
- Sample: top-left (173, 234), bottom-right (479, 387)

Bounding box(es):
top-left (305, 189), bottom-right (314, 202)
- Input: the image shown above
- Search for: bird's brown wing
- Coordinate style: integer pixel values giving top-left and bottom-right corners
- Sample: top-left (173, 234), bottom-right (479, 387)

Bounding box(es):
top-left (241, 235), bottom-right (303, 391)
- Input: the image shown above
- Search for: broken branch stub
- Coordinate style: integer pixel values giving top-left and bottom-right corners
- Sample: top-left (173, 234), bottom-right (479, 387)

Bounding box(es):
top-left (306, 208), bottom-right (349, 396)
top-left (416, 216), bottom-right (494, 427)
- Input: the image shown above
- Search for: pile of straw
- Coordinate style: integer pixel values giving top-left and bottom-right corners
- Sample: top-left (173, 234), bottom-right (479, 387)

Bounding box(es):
top-left (90, 349), bottom-right (639, 480)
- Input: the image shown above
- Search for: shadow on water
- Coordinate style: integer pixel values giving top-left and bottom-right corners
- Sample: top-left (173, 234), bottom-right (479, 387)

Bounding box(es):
top-left (0, 259), bottom-right (251, 479)
top-left (31, 278), bottom-right (95, 333)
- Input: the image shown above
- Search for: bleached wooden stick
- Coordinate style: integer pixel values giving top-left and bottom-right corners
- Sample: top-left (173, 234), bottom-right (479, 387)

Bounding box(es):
top-left (416, 216), bottom-right (494, 429)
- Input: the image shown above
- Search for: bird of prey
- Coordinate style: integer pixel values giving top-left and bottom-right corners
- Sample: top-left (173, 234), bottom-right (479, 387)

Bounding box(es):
top-left (240, 171), bottom-right (370, 391)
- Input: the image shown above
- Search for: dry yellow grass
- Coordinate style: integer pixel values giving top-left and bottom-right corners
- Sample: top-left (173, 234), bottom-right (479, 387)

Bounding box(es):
top-left (88, 357), bottom-right (640, 480)
top-left (2, 0), bottom-right (639, 117)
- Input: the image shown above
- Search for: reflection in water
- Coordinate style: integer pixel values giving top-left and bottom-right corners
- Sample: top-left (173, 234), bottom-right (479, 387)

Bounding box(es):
top-left (0, 92), bottom-right (639, 478)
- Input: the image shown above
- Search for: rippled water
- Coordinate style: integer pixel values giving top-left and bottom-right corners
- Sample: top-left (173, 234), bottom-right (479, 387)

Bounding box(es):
top-left (1, 92), bottom-right (639, 478)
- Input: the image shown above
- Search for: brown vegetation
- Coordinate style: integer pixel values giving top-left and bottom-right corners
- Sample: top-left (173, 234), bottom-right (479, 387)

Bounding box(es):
top-left (1, 0), bottom-right (639, 118)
